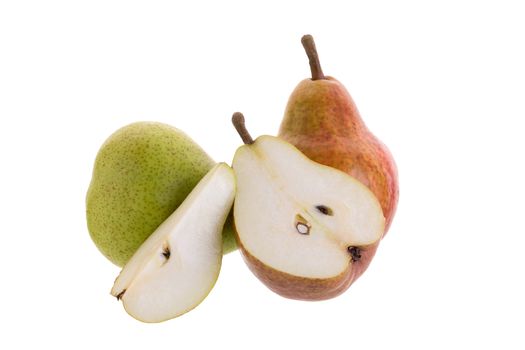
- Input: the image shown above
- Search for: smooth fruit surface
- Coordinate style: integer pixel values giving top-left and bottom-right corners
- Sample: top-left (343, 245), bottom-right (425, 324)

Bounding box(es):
top-left (87, 122), bottom-right (236, 266)
top-left (111, 163), bottom-right (235, 322)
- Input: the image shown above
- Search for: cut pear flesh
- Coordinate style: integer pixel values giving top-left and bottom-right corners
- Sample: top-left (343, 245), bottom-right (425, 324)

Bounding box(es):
top-left (233, 136), bottom-right (385, 280)
top-left (111, 163), bottom-right (235, 322)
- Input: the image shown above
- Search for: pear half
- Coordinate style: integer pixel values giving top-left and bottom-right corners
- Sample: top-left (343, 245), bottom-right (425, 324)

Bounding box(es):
top-left (231, 113), bottom-right (385, 300)
top-left (111, 163), bottom-right (235, 322)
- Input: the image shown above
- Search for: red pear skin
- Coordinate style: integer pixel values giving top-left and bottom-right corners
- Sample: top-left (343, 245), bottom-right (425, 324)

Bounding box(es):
top-left (279, 77), bottom-right (399, 234)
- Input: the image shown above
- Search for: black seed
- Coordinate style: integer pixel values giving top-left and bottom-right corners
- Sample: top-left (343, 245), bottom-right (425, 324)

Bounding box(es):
top-left (162, 245), bottom-right (171, 260)
top-left (315, 205), bottom-right (333, 216)
top-left (348, 246), bottom-right (362, 262)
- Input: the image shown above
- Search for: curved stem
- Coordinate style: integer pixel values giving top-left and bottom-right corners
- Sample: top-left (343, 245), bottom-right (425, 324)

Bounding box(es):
top-left (301, 34), bottom-right (325, 80)
top-left (232, 112), bottom-right (254, 145)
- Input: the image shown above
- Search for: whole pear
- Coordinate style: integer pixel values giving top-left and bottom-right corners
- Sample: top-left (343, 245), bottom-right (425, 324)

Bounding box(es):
top-left (279, 35), bottom-right (398, 236)
top-left (86, 122), bottom-right (237, 266)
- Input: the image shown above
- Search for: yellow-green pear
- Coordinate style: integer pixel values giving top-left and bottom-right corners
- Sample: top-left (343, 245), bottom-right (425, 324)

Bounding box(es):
top-left (86, 122), bottom-right (236, 266)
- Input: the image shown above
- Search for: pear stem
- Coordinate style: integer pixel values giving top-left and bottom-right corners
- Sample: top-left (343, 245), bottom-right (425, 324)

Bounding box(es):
top-left (232, 112), bottom-right (254, 145)
top-left (301, 34), bottom-right (325, 80)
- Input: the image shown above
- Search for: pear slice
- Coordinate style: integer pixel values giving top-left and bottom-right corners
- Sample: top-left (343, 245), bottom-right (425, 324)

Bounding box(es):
top-left (231, 113), bottom-right (385, 300)
top-left (110, 163), bottom-right (235, 322)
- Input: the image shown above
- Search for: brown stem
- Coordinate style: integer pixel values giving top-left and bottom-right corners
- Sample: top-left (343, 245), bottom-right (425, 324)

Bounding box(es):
top-left (232, 112), bottom-right (254, 145)
top-left (301, 34), bottom-right (325, 80)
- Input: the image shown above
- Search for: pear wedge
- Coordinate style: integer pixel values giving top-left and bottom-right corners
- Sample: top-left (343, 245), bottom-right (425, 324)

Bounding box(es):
top-left (111, 163), bottom-right (235, 322)
top-left (231, 113), bottom-right (385, 300)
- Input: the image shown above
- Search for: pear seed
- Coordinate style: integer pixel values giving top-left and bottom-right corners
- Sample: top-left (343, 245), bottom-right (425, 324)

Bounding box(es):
top-left (161, 243), bottom-right (171, 261)
top-left (315, 205), bottom-right (333, 216)
top-left (296, 223), bottom-right (310, 235)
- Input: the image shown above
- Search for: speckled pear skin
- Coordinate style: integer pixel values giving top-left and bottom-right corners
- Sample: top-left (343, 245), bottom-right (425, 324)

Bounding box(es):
top-left (86, 122), bottom-right (236, 267)
top-left (279, 77), bottom-right (399, 235)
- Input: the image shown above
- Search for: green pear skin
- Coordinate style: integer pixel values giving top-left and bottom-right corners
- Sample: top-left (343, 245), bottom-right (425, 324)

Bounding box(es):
top-left (86, 122), bottom-right (237, 266)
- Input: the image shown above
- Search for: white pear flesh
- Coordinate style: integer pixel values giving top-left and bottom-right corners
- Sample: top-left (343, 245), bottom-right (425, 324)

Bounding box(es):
top-left (232, 136), bottom-right (385, 280)
top-left (111, 163), bottom-right (235, 323)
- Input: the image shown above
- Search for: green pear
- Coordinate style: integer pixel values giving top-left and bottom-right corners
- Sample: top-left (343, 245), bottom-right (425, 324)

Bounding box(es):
top-left (86, 122), bottom-right (237, 267)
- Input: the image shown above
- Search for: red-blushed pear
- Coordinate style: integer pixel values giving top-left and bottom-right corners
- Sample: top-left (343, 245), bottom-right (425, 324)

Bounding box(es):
top-left (111, 163), bottom-right (235, 323)
top-left (278, 35), bottom-right (399, 236)
top-left (231, 113), bottom-right (385, 300)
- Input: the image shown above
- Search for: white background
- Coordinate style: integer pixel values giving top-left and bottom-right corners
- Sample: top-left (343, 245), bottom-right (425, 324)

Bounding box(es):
top-left (1, 1), bottom-right (524, 349)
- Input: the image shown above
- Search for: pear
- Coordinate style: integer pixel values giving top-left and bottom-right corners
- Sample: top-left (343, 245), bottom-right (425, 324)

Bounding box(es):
top-left (231, 113), bottom-right (385, 300)
top-left (86, 122), bottom-right (236, 267)
top-left (279, 35), bottom-right (399, 235)
top-left (111, 163), bottom-right (235, 323)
